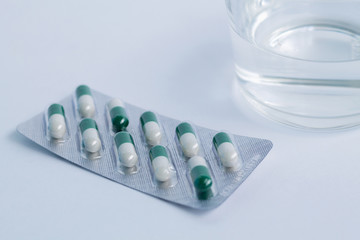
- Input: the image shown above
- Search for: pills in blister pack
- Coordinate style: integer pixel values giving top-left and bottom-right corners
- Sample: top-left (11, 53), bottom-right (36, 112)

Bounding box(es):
top-left (149, 145), bottom-right (175, 182)
top-left (188, 156), bottom-right (214, 200)
top-left (47, 104), bottom-right (67, 140)
top-left (140, 111), bottom-right (162, 146)
top-left (213, 132), bottom-right (241, 170)
top-left (107, 98), bottom-right (129, 133)
top-left (114, 131), bottom-right (138, 169)
top-left (176, 122), bottom-right (200, 158)
top-left (79, 118), bottom-right (102, 159)
top-left (17, 85), bottom-right (273, 209)
top-left (76, 85), bottom-right (96, 118)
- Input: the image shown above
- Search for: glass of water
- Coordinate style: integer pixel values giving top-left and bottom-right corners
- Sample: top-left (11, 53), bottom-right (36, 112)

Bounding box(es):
top-left (226, 0), bottom-right (360, 129)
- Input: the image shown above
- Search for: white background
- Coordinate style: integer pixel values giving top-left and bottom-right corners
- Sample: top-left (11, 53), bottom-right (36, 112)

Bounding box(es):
top-left (1, 0), bottom-right (359, 239)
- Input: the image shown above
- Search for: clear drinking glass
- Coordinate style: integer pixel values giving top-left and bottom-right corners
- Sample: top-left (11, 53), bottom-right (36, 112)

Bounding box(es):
top-left (226, 0), bottom-right (360, 129)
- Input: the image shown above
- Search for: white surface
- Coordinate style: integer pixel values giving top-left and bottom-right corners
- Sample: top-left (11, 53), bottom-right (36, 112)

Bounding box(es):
top-left (0, 0), bottom-right (359, 239)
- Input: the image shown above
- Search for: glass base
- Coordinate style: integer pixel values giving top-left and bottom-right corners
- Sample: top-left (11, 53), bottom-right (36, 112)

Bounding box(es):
top-left (233, 77), bottom-right (360, 130)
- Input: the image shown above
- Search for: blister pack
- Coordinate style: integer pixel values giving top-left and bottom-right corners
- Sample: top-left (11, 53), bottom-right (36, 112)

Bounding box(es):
top-left (17, 85), bottom-right (273, 209)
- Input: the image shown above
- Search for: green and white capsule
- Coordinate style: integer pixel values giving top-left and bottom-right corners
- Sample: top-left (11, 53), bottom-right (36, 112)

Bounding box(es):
top-left (79, 118), bottom-right (102, 153)
top-left (176, 122), bottom-right (199, 157)
top-left (188, 156), bottom-right (213, 200)
top-left (149, 145), bottom-right (172, 182)
top-left (107, 98), bottom-right (129, 132)
top-left (47, 104), bottom-right (66, 139)
top-left (213, 132), bottom-right (240, 169)
top-left (140, 111), bottom-right (161, 146)
top-left (76, 85), bottom-right (96, 118)
top-left (114, 131), bottom-right (138, 168)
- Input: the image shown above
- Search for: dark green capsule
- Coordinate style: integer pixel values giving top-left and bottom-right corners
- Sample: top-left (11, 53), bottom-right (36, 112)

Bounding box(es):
top-left (190, 165), bottom-right (213, 200)
top-left (191, 165), bottom-right (213, 191)
top-left (110, 106), bottom-right (129, 132)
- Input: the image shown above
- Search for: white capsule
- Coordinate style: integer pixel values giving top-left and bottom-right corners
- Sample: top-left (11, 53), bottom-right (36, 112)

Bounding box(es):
top-left (83, 128), bottom-right (102, 153)
top-left (188, 155), bottom-right (207, 169)
top-left (152, 156), bottom-right (171, 182)
top-left (179, 133), bottom-right (199, 157)
top-left (78, 95), bottom-right (96, 118)
top-left (107, 98), bottom-right (125, 110)
top-left (48, 114), bottom-right (66, 139)
top-left (217, 142), bottom-right (240, 168)
top-left (144, 121), bottom-right (162, 146)
top-left (118, 142), bottom-right (138, 167)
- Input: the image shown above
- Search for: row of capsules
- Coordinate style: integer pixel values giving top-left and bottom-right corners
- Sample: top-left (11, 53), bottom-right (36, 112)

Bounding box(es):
top-left (175, 122), bottom-right (242, 200)
top-left (45, 85), bottom-right (97, 146)
top-left (45, 85), bottom-right (243, 200)
top-left (45, 85), bottom-right (175, 182)
top-left (46, 85), bottom-right (104, 159)
top-left (83, 87), bottom-right (177, 181)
